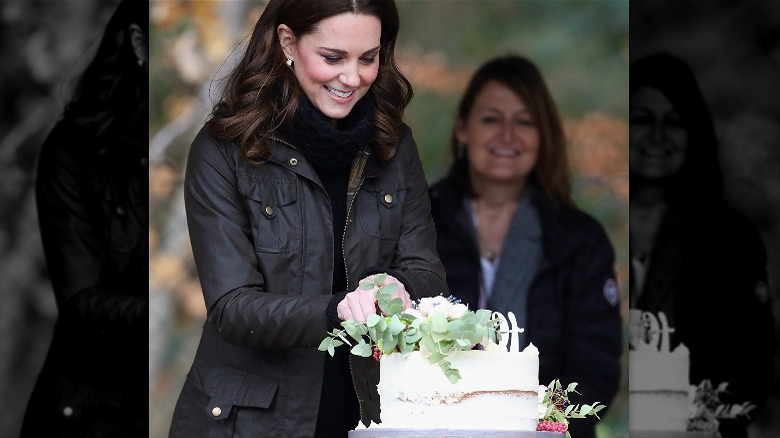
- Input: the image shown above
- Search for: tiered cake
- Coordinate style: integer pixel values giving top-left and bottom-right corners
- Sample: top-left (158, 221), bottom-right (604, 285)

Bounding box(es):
top-left (629, 310), bottom-right (693, 435)
top-left (363, 311), bottom-right (549, 435)
top-left (377, 344), bottom-right (540, 430)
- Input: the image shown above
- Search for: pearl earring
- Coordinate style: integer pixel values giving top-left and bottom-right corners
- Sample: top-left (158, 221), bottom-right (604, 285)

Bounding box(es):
top-left (285, 57), bottom-right (293, 68)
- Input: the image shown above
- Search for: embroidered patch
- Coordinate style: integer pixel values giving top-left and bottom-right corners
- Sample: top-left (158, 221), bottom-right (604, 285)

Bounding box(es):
top-left (603, 278), bottom-right (619, 306)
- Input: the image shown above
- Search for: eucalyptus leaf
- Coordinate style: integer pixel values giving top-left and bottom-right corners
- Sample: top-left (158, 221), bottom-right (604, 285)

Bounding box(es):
top-left (387, 316), bottom-right (406, 336)
top-left (366, 314), bottom-right (382, 328)
top-left (430, 313), bottom-right (448, 333)
top-left (375, 316), bottom-right (388, 332)
top-left (317, 338), bottom-right (332, 352)
top-left (445, 367), bottom-right (461, 384)
top-left (400, 313), bottom-right (417, 325)
top-left (351, 341), bottom-right (372, 357)
top-left (380, 282), bottom-right (398, 295)
top-left (430, 330), bottom-right (447, 344)
top-left (384, 298), bottom-right (404, 316)
top-left (398, 334), bottom-right (414, 354)
top-left (382, 329), bottom-right (398, 352)
top-left (404, 329), bottom-right (422, 344)
top-left (455, 338), bottom-right (471, 348)
top-left (373, 273), bottom-right (387, 286)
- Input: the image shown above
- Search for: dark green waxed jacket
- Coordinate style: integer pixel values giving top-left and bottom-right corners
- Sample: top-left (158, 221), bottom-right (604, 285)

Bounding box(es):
top-left (169, 123), bottom-right (447, 437)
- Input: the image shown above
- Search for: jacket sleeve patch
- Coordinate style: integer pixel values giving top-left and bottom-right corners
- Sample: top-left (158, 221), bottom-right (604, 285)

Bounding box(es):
top-left (603, 278), bottom-right (619, 306)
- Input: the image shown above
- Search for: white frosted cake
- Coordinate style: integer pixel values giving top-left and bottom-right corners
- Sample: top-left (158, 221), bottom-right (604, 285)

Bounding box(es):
top-left (629, 310), bottom-right (692, 434)
top-left (629, 342), bottom-right (690, 432)
top-left (376, 344), bottom-right (540, 430)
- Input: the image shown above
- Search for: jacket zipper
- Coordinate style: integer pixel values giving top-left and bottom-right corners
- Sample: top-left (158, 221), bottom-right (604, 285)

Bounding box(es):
top-left (342, 150), bottom-right (370, 292)
top-left (343, 150), bottom-right (370, 423)
top-left (271, 134), bottom-right (372, 421)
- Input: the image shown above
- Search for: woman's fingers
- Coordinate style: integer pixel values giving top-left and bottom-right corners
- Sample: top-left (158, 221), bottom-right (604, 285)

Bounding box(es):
top-left (337, 288), bottom-right (377, 322)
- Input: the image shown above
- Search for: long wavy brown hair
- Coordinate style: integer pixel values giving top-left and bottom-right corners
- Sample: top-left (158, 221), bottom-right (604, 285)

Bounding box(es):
top-left (208, 0), bottom-right (413, 164)
top-left (447, 55), bottom-right (572, 206)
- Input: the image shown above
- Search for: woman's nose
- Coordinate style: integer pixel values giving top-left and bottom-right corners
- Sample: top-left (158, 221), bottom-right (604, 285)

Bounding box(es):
top-left (500, 122), bottom-right (515, 142)
top-left (339, 63), bottom-right (360, 88)
top-left (651, 121), bottom-right (665, 142)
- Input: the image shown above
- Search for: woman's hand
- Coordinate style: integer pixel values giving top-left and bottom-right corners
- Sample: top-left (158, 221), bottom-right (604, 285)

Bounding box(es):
top-left (337, 274), bottom-right (412, 322)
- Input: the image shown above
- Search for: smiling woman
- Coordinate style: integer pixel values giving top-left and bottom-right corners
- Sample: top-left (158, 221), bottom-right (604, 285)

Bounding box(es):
top-left (428, 55), bottom-right (622, 438)
top-left (167, 0), bottom-right (447, 437)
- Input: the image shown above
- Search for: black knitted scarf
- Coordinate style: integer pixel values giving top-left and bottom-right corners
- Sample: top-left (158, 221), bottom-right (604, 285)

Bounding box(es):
top-left (287, 95), bottom-right (375, 170)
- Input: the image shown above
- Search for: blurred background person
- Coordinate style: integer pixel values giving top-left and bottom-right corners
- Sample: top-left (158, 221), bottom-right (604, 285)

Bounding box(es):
top-left (18, 0), bottom-right (149, 436)
top-left (147, 2), bottom-right (629, 436)
top-left (428, 55), bottom-right (622, 438)
top-left (630, 2), bottom-right (780, 435)
top-left (0, 1), bottom-right (126, 436)
top-left (628, 52), bottom-right (773, 438)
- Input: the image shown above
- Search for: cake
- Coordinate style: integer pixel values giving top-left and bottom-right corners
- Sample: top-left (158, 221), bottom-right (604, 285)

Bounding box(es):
top-left (320, 276), bottom-right (599, 436)
top-left (629, 342), bottom-right (691, 433)
top-left (376, 343), bottom-right (541, 431)
top-left (629, 310), bottom-right (693, 435)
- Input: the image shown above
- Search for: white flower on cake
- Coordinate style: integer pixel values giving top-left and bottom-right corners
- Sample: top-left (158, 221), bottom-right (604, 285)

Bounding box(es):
top-left (407, 295), bottom-right (469, 320)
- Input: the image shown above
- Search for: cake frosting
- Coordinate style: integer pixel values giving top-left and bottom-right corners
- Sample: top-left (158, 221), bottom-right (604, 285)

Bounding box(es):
top-left (376, 344), bottom-right (540, 430)
top-left (629, 310), bottom-right (691, 433)
top-left (367, 310), bottom-right (542, 431)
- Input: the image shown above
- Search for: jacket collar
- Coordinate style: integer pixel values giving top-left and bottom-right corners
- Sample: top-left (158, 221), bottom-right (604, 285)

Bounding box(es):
top-left (432, 176), bottom-right (577, 270)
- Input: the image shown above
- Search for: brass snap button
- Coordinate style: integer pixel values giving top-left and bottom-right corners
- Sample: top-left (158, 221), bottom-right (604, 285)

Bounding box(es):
top-left (289, 157), bottom-right (298, 166)
top-left (212, 406), bottom-right (222, 417)
top-left (383, 194), bottom-right (393, 204)
top-left (264, 206), bottom-right (274, 216)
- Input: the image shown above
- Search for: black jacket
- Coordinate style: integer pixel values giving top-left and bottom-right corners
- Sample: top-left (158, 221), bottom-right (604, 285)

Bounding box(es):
top-left (429, 177), bottom-right (622, 438)
top-left (169, 124), bottom-right (447, 437)
top-left (21, 118), bottom-right (149, 437)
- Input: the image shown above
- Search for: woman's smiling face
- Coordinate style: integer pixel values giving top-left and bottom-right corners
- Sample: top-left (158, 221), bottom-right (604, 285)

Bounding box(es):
top-left (279, 13), bottom-right (381, 120)
top-left (458, 80), bottom-right (540, 186)
top-left (629, 85), bottom-right (688, 179)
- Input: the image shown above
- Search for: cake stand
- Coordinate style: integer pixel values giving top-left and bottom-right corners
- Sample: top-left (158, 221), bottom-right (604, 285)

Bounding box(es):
top-left (630, 432), bottom-right (716, 438)
top-left (349, 429), bottom-right (564, 437)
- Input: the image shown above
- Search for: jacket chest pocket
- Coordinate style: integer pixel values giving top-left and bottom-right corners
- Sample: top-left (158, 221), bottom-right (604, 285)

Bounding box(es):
top-left (237, 175), bottom-right (302, 254)
top-left (356, 182), bottom-right (409, 241)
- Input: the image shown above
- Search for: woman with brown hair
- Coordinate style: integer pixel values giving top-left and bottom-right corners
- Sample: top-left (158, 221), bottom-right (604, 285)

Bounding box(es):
top-left (168, 0), bottom-right (446, 436)
top-left (428, 55), bottom-right (621, 438)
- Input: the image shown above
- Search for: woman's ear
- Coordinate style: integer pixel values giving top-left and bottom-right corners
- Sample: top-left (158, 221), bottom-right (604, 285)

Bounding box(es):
top-left (277, 24), bottom-right (297, 61)
top-left (128, 24), bottom-right (147, 66)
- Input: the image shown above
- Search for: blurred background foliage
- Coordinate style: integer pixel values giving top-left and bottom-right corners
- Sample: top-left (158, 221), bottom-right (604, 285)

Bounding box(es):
top-left (148, 1), bottom-right (628, 437)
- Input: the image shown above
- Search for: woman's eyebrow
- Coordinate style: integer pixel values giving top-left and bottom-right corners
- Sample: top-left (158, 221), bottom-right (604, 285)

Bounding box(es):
top-left (319, 45), bottom-right (381, 56)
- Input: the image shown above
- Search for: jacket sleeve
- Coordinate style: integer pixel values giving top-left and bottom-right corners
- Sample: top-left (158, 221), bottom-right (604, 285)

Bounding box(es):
top-left (35, 123), bottom-right (147, 330)
top-left (562, 215), bottom-right (622, 435)
top-left (184, 127), bottom-right (333, 349)
top-left (385, 127), bottom-right (448, 299)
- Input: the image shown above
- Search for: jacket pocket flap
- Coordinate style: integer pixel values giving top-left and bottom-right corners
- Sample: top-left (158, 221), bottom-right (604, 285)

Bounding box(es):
top-left (191, 359), bottom-right (279, 421)
top-left (237, 176), bottom-right (297, 207)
